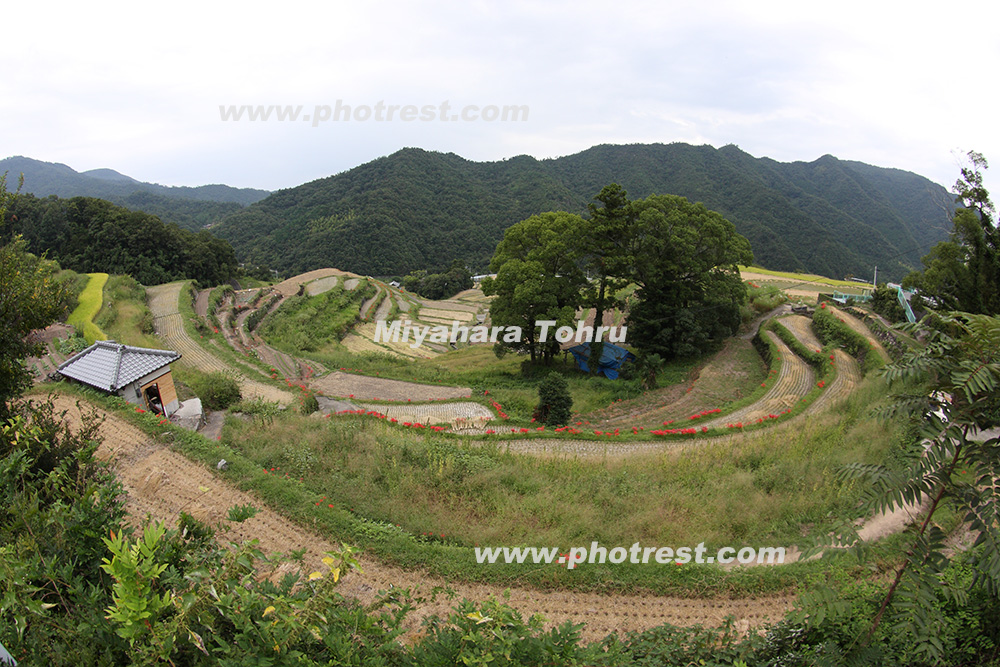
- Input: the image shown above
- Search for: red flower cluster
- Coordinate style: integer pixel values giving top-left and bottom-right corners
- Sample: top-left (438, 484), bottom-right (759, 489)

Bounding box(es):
top-left (554, 426), bottom-right (582, 434)
top-left (817, 380), bottom-right (826, 388)
top-left (688, 409), bottom-right (721, 420)
top-left (651, 428), bottom-right (700, 435)
top-left (490, 400), bottom-right (508, 419)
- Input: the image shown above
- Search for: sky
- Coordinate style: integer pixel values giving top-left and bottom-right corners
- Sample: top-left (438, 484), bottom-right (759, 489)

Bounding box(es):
top-left (4, 0), bottom-right (1000, 197)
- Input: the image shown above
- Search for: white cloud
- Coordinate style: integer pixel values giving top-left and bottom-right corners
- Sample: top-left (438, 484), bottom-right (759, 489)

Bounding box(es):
top-left (3, 0), bottom-right (999, 196)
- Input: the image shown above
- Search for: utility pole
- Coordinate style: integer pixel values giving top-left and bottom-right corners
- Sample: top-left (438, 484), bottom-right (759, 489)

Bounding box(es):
top-left (873, 265), bottom-right (878, 288)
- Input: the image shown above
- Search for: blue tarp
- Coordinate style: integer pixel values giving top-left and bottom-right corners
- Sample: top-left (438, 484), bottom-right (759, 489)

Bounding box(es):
top-left (567, 343), bottom-right (636, 380)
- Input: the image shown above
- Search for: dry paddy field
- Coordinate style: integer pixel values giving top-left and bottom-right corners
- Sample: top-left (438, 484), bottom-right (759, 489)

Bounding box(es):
top-left (48, 394), bottom-right (794, 642)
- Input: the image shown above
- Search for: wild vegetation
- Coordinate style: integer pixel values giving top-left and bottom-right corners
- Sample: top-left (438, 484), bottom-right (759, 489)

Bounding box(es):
top-left (2, 194), bottom-right (239, 285)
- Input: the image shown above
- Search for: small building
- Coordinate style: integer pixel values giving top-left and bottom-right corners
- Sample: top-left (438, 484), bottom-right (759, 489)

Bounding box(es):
top-left (57, 341), bottom-right (182, 416)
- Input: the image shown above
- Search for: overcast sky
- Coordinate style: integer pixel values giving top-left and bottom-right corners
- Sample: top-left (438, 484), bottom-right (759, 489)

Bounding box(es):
top-left (4, 0), bottom-right (999, 197)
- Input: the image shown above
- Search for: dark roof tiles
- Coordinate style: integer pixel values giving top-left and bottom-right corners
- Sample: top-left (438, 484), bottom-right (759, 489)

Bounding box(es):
top-left (57, 341), bottom-right (180, 392)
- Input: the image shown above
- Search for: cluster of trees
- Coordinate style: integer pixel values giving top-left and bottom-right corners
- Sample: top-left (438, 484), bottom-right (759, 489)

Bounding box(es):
top-left (481, 185), bottom-right (753, 371)
top-left (904, 151), bottom-right (1000, 316)
top-left (212, 144), bottom-right (952, 283)
top-left (400, 260), bottom-right (472, 299)
top-left (2, 193), bottom-right (239, 286)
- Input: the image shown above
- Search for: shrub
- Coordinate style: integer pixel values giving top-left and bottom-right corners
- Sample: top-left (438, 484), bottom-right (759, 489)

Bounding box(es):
top-left (535, 372), bottom-right (572, 426)
top-left (300, 392), bottom-right (319, 415)
top-left (186, 371), bottom-right (241, 410)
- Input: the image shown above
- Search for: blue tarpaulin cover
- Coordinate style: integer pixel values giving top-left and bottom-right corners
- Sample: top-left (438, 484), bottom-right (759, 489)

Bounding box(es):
top-left (567, 343), bottom-right (636, 380)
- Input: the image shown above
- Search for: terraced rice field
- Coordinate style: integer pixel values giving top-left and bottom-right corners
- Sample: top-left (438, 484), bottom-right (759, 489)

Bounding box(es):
top-left (48, 394), bottom-right (792, 642)
top-left (828, 305), bottom-right (889, 361)
top-left (779, 315), bottom-right (823, 351)
top-left (701, 332), bottom-right (815, 428)
top-left (359, 284), bottom-right (385, 320)
top-left (356, 400), bottom-right (494, 428)
top-left (306, 275), bottom-right (339, 296)
top-left (147, 283), bottom-right (295, 405)
top-left (803, 349), bottom-right (860, 416)
top-left (272, 269), bottom-right (357, 297)
top-left (310, 371), bottom-right (472, 401)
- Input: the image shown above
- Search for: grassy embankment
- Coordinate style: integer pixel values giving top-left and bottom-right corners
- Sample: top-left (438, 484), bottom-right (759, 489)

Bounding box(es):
top-left (66, 272), bottom-right (109, 343)
top-left (61, 365), bottom-right (912, 598)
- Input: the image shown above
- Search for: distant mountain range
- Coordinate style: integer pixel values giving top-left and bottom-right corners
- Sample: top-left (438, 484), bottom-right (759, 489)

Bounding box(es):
top-left (0, 156), bottom-right (270, 230)
top-left (211, 144), bottom-right (955, 282)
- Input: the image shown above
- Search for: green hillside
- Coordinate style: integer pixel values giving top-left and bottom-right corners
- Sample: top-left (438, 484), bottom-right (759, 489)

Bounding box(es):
top-left (212, 144), bottom-right (954, 281)
top-left (0, 156), bottom-right (269, 230)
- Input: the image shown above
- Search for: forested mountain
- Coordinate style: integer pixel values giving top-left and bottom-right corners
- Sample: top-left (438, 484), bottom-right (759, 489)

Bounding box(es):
top-left (0, 156), bottom-right (269, 231)
top-left (3, 194), bottom-right (238, 285)
top-left (211, 144), bottom-right (954, 281)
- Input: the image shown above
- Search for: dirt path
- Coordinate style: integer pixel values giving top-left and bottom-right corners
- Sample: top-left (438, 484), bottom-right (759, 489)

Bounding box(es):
top-left (147, 283), bottom-right (295, 405)
top-left (310, 372), bottom-right (473, 401)
top-left (51, 395), bottom-right (794, 642)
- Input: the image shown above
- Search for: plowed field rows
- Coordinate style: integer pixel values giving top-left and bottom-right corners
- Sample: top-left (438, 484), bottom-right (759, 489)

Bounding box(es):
top-left (829, 306), bottom-right (888, 360)
top-left (702, 332), bottom-right (814, 428)
top-left (50, 394), bottom-right (793, 642)
top-left (311, 371), bottom-right (472, 401)
top-left (803, 349), bottom-right (860, 416)
top-left (147, 283), bottom-right (294, 405)
top-left (779, 315), bottom-right (822, 351)
top-left (356, 400), bottom-right (494, 427)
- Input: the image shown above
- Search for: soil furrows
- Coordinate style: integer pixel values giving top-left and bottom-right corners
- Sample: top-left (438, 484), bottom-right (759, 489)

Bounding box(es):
top-left (49, 394), bottom-right (793, 643)
top-left (147, 283), bottom-right (294, 405)
top-left (828, 306), bottom-right (888, 361)
top-left (701, 332), bottom-right (815, 428)
top-left (310, 371), bottom-right (472, 402)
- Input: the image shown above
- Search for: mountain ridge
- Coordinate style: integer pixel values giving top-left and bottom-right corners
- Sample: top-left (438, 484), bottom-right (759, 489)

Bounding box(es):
top-left (212, 143), bottom-right (954, 281)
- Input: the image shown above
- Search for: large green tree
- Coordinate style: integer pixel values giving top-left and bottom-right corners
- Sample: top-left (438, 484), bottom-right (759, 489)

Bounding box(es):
top-left (582, 184), bottom-right (635, 371)
top-left (0, 175), bottom-right (68, 415)
top-left (904, 151), bottom-right (1000, 315)
top-left (480, 211), bottom-right (587, 363)
top-left (625, 194), bottom-right (753, 359)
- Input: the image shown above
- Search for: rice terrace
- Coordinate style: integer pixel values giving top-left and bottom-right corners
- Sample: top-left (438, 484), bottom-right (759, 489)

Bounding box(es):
top-left (5, 153), bottom-right (1000, 665)
top-left (23, 260), bottom-right (962, 636)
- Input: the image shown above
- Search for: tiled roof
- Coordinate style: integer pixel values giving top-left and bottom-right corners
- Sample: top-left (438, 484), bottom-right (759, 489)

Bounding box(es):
top-left (57, 341), bottom-right (181, 392)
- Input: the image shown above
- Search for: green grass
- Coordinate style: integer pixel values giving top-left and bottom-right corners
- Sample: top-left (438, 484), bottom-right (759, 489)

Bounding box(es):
top-left (741, 266), bottom-right (873, 289)
top-left (262, 282), bottom-right (374, 353)
top-left (48, 373), bottom-right (905, 599)
top-left (94, 275), bottom-right (159, 348)
top-left (66, 273), bottom-right (109, 343)
top-left (195, 368), bottom-right (909, 596)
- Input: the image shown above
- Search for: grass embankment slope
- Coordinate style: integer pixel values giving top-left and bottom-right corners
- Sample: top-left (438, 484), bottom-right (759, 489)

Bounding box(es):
top-left (66, 272), bottom-right (108, 343)
top-left (740, 265), bottom-right (873, 290)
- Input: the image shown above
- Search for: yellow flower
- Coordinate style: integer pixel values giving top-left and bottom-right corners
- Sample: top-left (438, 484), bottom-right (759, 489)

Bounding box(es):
top-left (308, 571), bottom-right (323, 581)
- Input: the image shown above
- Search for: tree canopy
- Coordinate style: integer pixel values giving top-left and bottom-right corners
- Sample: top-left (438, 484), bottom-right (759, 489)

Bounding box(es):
top-left (3, 193), bottom-right (239, 286)
top-left (904, 151), bottom-right (1000, 316)
top-left (626, 194), bottom-right (753, 359)
top-left (480, 211), bottom-right (588, 363)
top-left (0, 175), bottom-right (69, 415)
top-left (482, 188), bottom-right (753, 367)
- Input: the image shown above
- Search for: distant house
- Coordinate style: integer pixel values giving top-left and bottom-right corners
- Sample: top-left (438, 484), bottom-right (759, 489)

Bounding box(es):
top-left (57, 341), bottom-right (182, 416)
